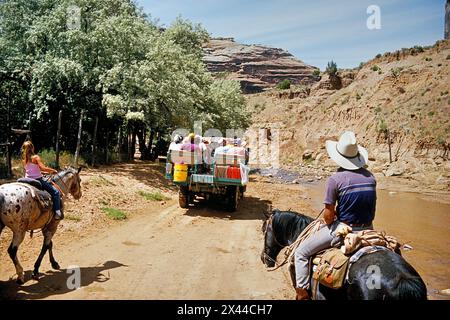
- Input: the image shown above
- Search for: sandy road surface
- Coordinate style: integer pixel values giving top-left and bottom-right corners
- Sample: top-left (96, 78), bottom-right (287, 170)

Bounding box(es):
top-left (1, 164), bottom-right (315, 300)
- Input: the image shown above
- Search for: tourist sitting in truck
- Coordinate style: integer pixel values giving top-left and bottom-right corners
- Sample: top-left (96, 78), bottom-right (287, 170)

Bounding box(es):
top-left (227, 138), bottom-right (246, 156)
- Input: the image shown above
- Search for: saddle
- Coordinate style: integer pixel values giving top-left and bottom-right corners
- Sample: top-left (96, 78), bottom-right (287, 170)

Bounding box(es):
top-left (17, 177), bottom-right (43, 190)
top-left (15, 179), bottom-right (53, 211)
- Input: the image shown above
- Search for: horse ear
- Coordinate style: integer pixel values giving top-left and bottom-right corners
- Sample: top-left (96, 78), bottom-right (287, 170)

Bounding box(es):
top-left (77, 167), bottom-right (82, 174)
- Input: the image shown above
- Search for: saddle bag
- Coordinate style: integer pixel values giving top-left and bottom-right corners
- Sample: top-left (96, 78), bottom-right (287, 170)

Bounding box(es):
top-left (312, 248), bottom-right (349, 289)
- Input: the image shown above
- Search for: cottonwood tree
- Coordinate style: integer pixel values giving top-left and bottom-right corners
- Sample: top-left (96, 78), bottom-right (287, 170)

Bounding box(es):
top-left (0, 0), bottom-right (249, 161)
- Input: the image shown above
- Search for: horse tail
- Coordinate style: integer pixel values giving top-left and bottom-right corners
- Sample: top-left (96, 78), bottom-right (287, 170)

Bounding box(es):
top-left (395, 273), bottom-right (427, 300)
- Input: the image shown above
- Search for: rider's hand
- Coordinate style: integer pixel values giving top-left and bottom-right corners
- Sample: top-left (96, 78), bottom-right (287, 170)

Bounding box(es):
top-left (323, 204), bottom-right (336, 225)
top-left (319, 218), bottom-right (327, 226)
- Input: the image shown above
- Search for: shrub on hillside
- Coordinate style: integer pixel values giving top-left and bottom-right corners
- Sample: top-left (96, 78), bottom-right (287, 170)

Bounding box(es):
top-left (378, 119), bottom-right (388, 133)
top-left (276, 79), bottom-right (291, 90)
top-left (390, 67), bottom-right (403, 78)
top-left (415, 45), bottom-right (424, 52)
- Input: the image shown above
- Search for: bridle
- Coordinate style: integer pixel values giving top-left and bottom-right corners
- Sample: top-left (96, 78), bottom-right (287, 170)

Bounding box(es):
top-left (262, 209), bottom-right (325, 271)
top-left (264, 214), bottom-right (285, 248)
top-left (47, 170), bottom-right (75, 196)
top-left (262, 214), bottom-right (286, 268)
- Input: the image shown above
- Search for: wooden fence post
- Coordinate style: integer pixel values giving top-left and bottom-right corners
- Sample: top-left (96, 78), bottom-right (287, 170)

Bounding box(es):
top-left (127, 124), bottom-right (132, 161)
top-left (5, 143), bottom-right (11, 178)
top-left (117, 126), bottom-right (121, 161)
top-left (27, 112), bottom-right (32, 140)
top-left (74, 110), bottom-right (84, 166)
top-left (105, 128), bottom-right (109, 165)
top-left (387, 129), bottom-right (392, 163)
top-left (92, 116), bottom-right (98, 167)
top-left (6, 104), bottom-right (12, 178)
top-left (55, 110), bottom-right (62, 169)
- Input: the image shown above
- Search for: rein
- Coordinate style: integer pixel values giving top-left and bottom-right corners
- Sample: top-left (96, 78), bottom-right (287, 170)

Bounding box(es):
top-left (49, 170), bottom-right (72, 197)
top-left (264, 209), bottom-right (324, 272)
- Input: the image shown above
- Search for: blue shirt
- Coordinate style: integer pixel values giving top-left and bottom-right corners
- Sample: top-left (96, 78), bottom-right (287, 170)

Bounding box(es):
top-left (324, 168), bottom-right (377, 225)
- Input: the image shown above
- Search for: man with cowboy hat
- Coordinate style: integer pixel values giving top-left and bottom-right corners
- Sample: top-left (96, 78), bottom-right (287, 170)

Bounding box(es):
top-left (294, 131), bottom-right (377, 300)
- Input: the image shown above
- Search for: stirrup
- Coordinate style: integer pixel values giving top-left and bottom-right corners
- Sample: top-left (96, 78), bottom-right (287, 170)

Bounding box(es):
top-left (54, 211), bottom-right (64, 220)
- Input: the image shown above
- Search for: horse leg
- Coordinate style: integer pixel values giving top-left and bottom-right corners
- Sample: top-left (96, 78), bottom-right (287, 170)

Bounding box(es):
top-left (8, 231), bottom-right (26, 284)
top-left (48, 240), bottom-right (60, 270)
top-left (33, 229), bottom-right (58, 279)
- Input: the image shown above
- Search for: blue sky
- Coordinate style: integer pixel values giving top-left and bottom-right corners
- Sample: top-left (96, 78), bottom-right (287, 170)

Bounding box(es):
top-left (137, 0), bottom-right (447, 70)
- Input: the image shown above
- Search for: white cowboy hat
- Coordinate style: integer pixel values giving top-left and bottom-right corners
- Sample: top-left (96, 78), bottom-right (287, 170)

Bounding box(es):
top-left (325, 131), bottom-right (368, 170)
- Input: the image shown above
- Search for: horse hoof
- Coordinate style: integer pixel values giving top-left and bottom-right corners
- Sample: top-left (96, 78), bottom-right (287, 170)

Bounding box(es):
top-left (32, 273), bottom-right (40, 281)
top-left (52, 262), bottom-right (60, 270)
top-left (16, 278), bottom-right (24, 285)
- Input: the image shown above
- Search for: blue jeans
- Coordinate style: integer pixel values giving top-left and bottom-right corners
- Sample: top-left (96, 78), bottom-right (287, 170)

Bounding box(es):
top-left (37, 178), bottom-right (61, 212)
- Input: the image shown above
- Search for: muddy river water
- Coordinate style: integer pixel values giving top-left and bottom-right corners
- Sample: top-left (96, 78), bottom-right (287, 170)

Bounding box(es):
top-left (305, 181), bottom-right (450, 300)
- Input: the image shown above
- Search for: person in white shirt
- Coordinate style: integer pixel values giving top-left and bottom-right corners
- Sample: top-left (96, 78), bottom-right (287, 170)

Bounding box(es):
top-left (168, 134), bottom-right (183, 151)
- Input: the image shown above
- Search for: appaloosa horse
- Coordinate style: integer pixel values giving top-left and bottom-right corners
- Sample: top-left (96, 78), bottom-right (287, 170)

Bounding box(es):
top-left (261, 210), bottom-right (427, 300)
top-left (0, 167), bottom-right (82, 283)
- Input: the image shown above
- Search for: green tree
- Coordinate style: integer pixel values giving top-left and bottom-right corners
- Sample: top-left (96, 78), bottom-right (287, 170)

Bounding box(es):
top-left (207, 79), bottom-right (250, 133)
top-left (0, 0), bottom-right (248, 162)
top-left (326, 60), bottom-right (337, 76)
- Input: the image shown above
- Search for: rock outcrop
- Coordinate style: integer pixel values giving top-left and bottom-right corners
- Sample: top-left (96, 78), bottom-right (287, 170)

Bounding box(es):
top-left (310, 70), bottom-right (356, 93)
top-left (203, 38), bottom-right (318, 93)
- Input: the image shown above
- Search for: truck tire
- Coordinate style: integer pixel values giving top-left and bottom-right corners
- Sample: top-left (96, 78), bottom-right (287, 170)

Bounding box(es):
top-left (239, 186), bottom-right (246, 199)
top-left (226, 186), bottom-right (239, 212)
top-left (179, 192), bottom-right (188, 208)
top-left (179, 186), bottom-right (189, 209)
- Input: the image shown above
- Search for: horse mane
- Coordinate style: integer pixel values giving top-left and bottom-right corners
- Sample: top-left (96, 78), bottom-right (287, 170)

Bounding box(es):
top-left (58, 167), bottom-right (77, 176)
top-left (272, 210), bottom-right (314, 246)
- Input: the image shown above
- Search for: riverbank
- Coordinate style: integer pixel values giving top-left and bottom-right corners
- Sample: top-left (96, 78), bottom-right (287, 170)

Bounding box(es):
top-left (253, 164), bottom-right (450, 205)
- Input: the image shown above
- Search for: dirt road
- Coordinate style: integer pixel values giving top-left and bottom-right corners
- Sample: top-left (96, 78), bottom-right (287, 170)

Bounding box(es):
top-left (0, 163), bottom-right (315, 300)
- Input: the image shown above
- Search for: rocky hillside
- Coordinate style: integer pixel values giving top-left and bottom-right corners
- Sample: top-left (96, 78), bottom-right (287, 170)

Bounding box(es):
top-left (203, 38), bottom-right (318, 93)
top-left (246, 40), bottom-right (450, 192)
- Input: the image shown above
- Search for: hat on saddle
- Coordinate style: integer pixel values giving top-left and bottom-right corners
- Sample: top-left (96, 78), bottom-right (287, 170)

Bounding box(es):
top-left (325, 131), bottom-right (368, 170)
